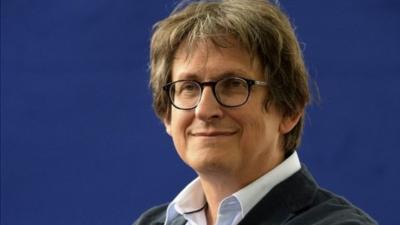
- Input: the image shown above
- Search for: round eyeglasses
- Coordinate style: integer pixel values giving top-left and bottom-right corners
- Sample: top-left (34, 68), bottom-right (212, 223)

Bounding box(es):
top-left (163, 76), bottom-right (267, 110)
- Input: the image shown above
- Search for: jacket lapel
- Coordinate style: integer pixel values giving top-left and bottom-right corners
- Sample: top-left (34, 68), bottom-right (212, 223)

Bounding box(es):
top-left (169, 215), bottom-right (187, 225)
top-left (238, 165), bottom-right (318, 225)
top-left (150, 214), bottom-right (186, 225)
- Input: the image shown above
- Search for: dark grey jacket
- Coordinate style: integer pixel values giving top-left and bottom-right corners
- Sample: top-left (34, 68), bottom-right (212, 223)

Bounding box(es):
top-left (134, 166), bottom-right (378, 225)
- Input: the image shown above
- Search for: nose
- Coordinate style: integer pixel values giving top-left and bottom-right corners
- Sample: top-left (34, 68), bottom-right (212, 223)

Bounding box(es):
top-left (195, 86), bottom-right (223, 121)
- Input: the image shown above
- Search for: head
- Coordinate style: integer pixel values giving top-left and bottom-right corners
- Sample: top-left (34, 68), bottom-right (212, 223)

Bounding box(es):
top-left (150, 0), bottom-right (310, 158)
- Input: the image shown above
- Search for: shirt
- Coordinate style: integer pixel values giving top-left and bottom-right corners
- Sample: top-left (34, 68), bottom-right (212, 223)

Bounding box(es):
top-left (165, 152), bottom-right (301, 225)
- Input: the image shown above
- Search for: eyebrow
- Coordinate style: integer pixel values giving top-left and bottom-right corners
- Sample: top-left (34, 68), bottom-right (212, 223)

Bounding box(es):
top-left (174, 70), bottom-right (251, 81)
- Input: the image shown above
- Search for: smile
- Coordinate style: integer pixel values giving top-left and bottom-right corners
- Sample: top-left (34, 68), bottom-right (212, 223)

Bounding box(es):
top-left (191, 131), bottom-right (237, 137)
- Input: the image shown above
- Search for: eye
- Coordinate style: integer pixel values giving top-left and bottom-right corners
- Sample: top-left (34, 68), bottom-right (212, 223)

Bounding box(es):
top-left (174, 81), bottom-right (200, 97)
top-left (220, 77), bottom-right (247, 89)
top-left (180, 81), bottom-right (197, 91)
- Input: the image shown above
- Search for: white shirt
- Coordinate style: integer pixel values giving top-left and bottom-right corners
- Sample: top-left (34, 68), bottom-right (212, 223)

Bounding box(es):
top-left (165, 152), bottom-right (301, 225)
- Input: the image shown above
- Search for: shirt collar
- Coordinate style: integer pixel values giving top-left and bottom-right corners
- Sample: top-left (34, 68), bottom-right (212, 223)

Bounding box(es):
top-left (233, 151), bottom-right (301, 217)
top-left (165, 178), bottom-right (207, 225)
top-left (165, 151), bottom-right (301, 224)
top-left (173, 177), bottom-right (206, 214)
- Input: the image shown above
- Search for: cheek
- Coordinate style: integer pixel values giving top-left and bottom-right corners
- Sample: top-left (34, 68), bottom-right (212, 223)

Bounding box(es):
top-left (241, 117), bottom-right (266, 142)
top-left (239, 112), bottom-right (280, 147)
top-left (169, 110), bottom-right (193, 144)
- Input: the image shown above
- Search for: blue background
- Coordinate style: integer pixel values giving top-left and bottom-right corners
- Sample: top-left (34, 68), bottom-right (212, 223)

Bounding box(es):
top-left (1, 0), bottom-right (399, 224)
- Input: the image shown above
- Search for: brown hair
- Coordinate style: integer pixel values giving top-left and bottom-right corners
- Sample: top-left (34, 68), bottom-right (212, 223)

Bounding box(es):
top-left (149, 0), bottom-right (310, 155)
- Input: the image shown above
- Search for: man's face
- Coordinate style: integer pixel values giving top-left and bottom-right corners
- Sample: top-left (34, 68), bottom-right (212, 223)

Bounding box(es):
top-left (164, 40), bottom-right (297, 183)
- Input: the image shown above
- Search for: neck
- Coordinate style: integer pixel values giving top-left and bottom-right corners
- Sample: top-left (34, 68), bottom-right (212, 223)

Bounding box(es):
top-left (197, 156), bottom-right (285, 224)
top-left (198, 173), bottom-right (245, 225)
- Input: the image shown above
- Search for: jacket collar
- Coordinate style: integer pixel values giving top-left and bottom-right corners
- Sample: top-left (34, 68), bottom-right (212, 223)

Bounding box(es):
top-left (238, 165), bottom-right (318, 225)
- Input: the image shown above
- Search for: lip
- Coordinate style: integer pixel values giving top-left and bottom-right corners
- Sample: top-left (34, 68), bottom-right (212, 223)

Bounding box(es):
top-left (190, 130), bottom-right (237, 137)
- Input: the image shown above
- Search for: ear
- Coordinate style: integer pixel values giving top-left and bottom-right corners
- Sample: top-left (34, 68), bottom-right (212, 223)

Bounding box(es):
top-left (279, 112), bottom-right (303, 134)
top-left (163, 118), bottom-right (172, 136)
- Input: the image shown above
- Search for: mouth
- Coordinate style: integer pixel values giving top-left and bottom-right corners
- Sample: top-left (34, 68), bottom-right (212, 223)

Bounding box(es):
top-left (191, 130), bottom-right (237, 137)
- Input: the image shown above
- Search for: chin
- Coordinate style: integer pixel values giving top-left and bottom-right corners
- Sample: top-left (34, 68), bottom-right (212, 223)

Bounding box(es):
top-left (186, 153), bottom-right (236, 174)
top-left (191, 162), bottom-right (230, 174)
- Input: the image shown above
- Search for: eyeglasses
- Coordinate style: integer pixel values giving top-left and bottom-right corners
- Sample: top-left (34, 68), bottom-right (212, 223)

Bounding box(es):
top-left (163, 76), bottom-right (267, 110)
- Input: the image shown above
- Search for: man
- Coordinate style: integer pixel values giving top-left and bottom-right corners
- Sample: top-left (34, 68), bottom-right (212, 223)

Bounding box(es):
top-left (134, 0), bottom-right (377, 224)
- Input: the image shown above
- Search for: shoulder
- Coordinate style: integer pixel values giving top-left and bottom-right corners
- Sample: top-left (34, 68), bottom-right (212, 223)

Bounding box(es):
top-left (133, 203), bottom-right (169, 225)
top-left (266, 165), bottom-right (378, 224)
top-left (289, 188), bottom-right (378, 225)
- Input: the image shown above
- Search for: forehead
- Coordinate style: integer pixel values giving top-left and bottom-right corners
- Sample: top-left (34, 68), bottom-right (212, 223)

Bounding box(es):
top-left (171, 38), bottom-right (263, 81)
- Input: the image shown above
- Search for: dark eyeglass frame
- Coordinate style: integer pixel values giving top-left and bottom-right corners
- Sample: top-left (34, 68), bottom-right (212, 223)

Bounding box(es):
top-left (162, 76), bottom-right (267, 110)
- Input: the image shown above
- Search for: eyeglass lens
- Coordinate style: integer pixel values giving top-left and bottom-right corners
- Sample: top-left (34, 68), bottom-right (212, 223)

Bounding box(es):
top-left (170, 77), bottom-right (249, 109)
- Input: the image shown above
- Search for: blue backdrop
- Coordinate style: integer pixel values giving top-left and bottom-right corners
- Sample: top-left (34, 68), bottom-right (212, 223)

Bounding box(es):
top-left (1, 0), bottom-right (399, 224)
